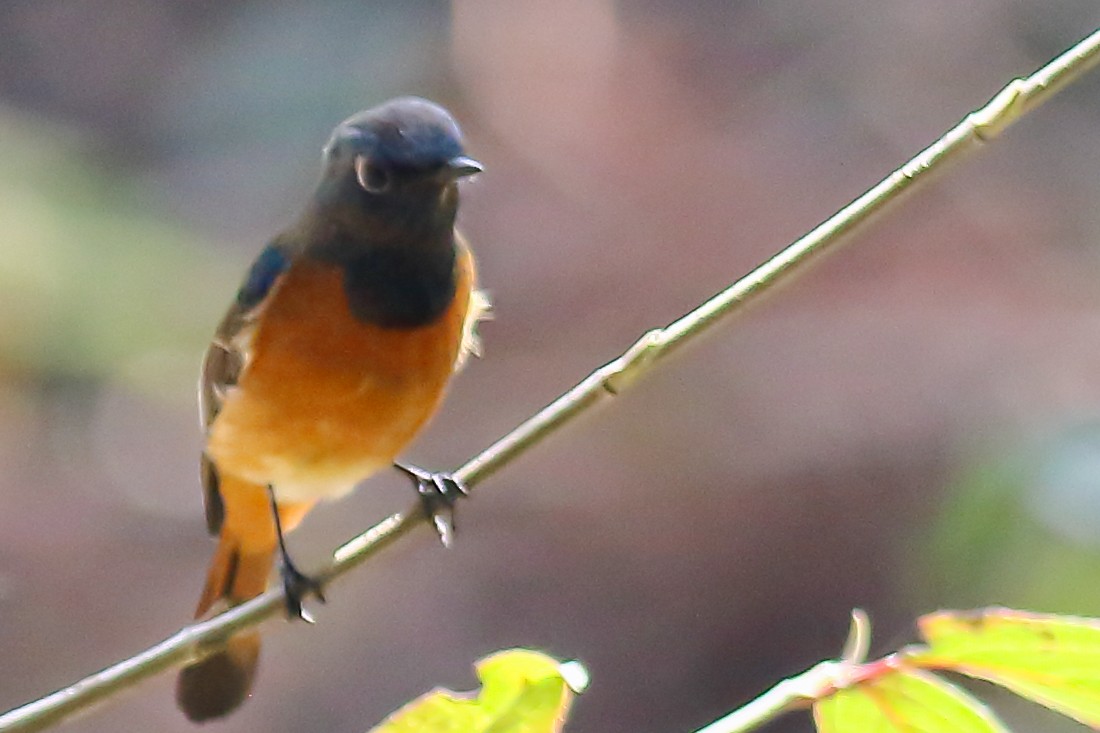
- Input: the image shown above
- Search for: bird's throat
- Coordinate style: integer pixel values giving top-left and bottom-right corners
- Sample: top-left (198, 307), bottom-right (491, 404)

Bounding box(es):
top-left (339, 239), bottom-right (457, 329)
top-left (303, 179), bottom-right (462, 329)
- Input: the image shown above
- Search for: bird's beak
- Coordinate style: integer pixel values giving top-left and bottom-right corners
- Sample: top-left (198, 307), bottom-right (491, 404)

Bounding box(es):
top-left (446, 155), bottom-right (484, 179)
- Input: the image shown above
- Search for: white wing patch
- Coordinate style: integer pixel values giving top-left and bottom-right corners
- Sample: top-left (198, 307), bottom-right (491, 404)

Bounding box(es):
top-left (456, 288), bottom-right (491, 370)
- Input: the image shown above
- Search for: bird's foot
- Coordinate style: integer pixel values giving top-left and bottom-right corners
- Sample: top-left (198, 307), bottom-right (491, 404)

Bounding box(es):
top-left (394, 463), bottom-right (468, 548)
top-left (280, 559), bottom-right (326, 624)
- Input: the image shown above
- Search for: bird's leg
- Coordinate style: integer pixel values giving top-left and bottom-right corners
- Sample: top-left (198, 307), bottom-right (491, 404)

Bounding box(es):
top-left (267, 485), bottom-right (325, 622)
top-left (393, 463), bottom-right (468, 548)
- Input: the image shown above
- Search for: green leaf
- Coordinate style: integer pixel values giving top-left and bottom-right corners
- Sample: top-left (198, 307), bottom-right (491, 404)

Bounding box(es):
top-left (367, 649), bottom-right (588, 733)
top-left (812, 667), bottom-right (1007, 733)
top-left (907, 607), bottom-right (1100, 727)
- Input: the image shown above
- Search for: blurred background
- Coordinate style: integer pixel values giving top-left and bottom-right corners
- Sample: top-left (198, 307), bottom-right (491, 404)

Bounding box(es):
top-left (1, 2), bottom-right (1100, 732)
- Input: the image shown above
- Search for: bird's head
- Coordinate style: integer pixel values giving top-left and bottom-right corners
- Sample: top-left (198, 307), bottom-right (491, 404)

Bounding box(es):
top-left (321, 97), bottom-right (482, 202)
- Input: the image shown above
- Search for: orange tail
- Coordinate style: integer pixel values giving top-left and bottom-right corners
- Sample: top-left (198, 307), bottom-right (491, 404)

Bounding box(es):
top-left (176, 530), bottom-right (273, 721)
top-left (176, 479), bottom-right (313, 722)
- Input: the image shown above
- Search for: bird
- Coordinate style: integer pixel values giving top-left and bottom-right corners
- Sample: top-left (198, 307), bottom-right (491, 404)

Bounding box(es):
top-left (175, 97), bottom-right (488, 722)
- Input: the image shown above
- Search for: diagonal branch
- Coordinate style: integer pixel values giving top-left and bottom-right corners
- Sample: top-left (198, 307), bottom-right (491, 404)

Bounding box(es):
top-left (4, 25), bottom-right (1100, 733)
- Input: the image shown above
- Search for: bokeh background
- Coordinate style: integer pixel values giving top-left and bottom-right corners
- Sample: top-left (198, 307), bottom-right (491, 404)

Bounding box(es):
top-left (2, 2), bottom-right (1100, 732)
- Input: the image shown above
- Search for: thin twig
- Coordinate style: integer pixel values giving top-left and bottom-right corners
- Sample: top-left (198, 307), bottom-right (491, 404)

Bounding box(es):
top-left (691, 664), bottom-right (833, 733)
top-left (689, 611), bottom-right (872, 733)
top-left (4, 26), bottom-right (1100, 733)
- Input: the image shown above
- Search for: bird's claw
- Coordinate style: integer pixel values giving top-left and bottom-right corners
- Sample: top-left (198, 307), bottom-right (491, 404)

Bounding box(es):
top-left (394, 463), bottom-right (467, 547)
top-left (280, 560), bottom-right (326, 623)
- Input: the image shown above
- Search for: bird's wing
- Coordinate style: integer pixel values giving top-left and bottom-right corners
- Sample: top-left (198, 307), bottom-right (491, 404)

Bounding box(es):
top-left (198, 242), bottom-right (294, 534)
top-left (456, 288), bottom-right (491, 369)
top-left (454, 232), bottom-right (491, 371)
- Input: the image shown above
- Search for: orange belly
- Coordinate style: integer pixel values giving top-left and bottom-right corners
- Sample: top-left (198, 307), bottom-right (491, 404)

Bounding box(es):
top-left (207, 248), bottom-right (473, 503)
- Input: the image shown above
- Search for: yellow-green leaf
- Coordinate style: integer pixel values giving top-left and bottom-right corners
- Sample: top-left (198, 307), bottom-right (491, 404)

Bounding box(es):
top-left (367, 649), bottom-right (588, 733)
top-left (907, 608), bottom-right (1100, 727)
top-left (812, 667), bottom-right (1007, 733)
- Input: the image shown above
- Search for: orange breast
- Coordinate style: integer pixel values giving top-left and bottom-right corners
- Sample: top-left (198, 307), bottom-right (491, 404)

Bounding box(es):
top-left (207, 245), bottom-right (475, 502)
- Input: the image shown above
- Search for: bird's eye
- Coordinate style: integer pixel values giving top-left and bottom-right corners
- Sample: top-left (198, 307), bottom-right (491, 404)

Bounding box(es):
top-left (354, 157), bottom-right (392, 194)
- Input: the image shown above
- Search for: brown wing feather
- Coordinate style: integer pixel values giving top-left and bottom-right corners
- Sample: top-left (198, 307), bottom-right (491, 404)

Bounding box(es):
top-left (198, 270), bottom-right (287, 534)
